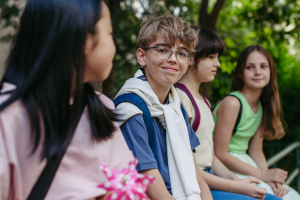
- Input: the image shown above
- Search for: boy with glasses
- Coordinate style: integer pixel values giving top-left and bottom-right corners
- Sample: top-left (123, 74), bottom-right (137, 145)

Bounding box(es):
top-left (114, 14), bottom-right (212, 200)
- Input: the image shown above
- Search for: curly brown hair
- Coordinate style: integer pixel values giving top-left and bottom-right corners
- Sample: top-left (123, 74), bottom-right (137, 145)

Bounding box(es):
top-left (137, 14), bottom-right (197, 53)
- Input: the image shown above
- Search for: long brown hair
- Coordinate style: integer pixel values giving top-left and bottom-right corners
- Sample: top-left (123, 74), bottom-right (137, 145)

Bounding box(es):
top-left (232, 45), bottom-right (285, 140)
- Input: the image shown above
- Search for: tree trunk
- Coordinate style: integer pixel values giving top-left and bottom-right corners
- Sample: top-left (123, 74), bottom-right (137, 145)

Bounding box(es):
top-left (198, 0), bottom-right (226, 101)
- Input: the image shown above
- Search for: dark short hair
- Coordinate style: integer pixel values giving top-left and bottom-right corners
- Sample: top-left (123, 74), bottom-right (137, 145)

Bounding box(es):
top-left (191, 26), bottom-right (225, 67)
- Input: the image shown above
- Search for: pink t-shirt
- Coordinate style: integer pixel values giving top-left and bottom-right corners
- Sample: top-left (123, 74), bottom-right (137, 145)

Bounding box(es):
top-left (0, 83), bottom-right (133, 200)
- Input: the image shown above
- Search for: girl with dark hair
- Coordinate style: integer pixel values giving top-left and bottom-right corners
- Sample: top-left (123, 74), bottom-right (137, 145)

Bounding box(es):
top-left (176, 27), bottom-right (281, 200)
top-left (0, 0), bottom-right (133, 199)
top-left (213, 45), bottom-right (300, 199)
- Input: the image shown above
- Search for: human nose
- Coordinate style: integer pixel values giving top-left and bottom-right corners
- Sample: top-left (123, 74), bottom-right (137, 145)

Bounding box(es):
top-left (215, 58), bottom-right (221, 68)
top-left (254, 66), bottom-right (261, 75)
top-left (167, 51), bottom-right (177, 63)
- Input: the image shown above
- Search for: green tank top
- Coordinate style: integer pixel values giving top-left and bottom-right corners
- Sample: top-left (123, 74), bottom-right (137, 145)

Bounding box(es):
top-left (213, 91), bottom-right (263, 154)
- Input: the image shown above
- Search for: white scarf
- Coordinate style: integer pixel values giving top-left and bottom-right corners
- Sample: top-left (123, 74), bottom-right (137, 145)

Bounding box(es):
top-left (115, 69), bottom-right (201, 200)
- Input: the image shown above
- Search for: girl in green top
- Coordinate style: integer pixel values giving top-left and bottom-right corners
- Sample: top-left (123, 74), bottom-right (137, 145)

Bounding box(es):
top-left (213, 45), bottom-right (300, 199)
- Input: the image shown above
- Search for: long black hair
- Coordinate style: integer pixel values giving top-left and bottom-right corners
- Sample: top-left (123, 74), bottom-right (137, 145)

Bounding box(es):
top-left (191, 26), bottom-right (225, 67)
top-left (0, 0), bottom-right (117, 162)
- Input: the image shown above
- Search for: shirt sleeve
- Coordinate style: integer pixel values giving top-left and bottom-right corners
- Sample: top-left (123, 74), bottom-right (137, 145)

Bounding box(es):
top-left (181, 106), bottom-right (200, 151)
top-left (120, 115), bottom-right (158, 171)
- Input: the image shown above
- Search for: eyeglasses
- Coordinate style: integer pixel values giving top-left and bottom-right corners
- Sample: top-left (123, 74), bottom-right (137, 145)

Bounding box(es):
top-left (143, 46), bottom-right (191, 64)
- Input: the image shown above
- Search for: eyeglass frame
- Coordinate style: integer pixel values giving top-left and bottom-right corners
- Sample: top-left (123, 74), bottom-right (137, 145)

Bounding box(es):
top-left (142, 46), bottom-right (193, 64)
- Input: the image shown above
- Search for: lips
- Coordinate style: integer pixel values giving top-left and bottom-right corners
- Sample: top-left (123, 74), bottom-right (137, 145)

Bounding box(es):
top-left (162, 67), bottom-right (178, 72)
top-left (212, 70), bottom-right (217, 75)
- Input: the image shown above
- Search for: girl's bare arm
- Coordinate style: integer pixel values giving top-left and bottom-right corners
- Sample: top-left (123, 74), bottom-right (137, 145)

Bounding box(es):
top-left (192, 154), bottom-right (213, 200)
top-left (248, 126), bottom-right (287, 184)
top-left (248, 126), bottom-right (268, 170)
top-left (211, 151), bottom-right (239, 180)
top-left (140, 169), bottom-right (175, 200)
top-left (214, 97), bottom-right (263, 179)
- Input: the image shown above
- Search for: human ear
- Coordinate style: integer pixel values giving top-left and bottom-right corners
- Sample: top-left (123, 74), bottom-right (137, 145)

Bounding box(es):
top-left (85, 33), bottom-right (94, 55)
top-left (189, 56), bottom-right (195, 67)
top-left (136, 48), bottom-right (147, 66)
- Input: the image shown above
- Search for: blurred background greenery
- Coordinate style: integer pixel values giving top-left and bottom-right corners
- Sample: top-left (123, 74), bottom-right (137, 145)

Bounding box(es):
top-left (103, 0), bottom-right (300, 144)
top-left (1, 0), bottom-right (300, 186)
top-left (1, 0), bottom-right (300, 143)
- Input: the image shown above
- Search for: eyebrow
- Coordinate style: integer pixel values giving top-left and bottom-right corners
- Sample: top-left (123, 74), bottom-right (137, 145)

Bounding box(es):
top-left (247, 62), bottom-right (269, 65)
top-left (154, 43), bottom-right (189, 51)
top-left (153, 43), bottom-right (170, 47)
top-left (179, 46), bottom-right (189, 51)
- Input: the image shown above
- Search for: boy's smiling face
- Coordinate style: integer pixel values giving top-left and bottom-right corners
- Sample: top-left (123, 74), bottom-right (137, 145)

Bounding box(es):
top-left (137, 32), bottom-right (190, 89)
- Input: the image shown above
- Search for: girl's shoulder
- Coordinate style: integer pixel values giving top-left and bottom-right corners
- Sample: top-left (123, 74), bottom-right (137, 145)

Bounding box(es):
top-left (215, 94), bottom-right (241, 114)
top-left (0, 82), bottom-right (17, 102)
top-left (221, 96), bottom-right (241, 108)
top-left (0, 83), bottom-right (26, 117)
top-left (94, 91), bottom-right (116, 110)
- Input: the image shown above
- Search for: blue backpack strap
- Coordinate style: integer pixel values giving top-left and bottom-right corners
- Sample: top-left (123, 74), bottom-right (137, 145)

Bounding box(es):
top-left (228, 95), bottom-right (243, 135)
top-left (114, 93), bottom-right (155, 150)
top-left (180, 104), bottom-right (185, 116)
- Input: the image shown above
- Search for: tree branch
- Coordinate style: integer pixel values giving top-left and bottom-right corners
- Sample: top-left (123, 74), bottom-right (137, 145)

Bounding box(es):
top-left (209, 0), bottom-right (226, 30)
top-left (107, 0), bottom-right (121, 12)
top-left (199, 0), bottom-right (209, 27)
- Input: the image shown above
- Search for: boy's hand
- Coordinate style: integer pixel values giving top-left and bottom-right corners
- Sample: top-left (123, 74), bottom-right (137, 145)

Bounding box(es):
top-left (262, 169), bottom-right (287, 184)
top-left (236, 178), bottom-right (267, 200)
top-left (267, 182), bottom-right (288, 198)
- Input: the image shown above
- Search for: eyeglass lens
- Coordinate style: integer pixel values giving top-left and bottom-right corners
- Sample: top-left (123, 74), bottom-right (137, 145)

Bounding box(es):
top-left (155, 46), bottom-right (190, 64)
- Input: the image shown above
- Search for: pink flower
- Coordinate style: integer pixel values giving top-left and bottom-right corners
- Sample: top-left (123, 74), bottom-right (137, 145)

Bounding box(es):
top-left (98, 158), bottom-right (155, 200)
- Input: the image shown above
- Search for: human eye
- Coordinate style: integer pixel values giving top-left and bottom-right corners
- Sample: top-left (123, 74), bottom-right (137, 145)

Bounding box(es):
top-left (261, 64), bottom-right (268, 69)
top-left (209, 54), bottom-right (218, 59)
top-left (246, 66), bottom-right (252, 69)
top-left (178, 50), bottom-right (189, 58)
top-left (110, 32), bottom-right (114, 37)
top-left (157, 47), bottom-right (168, 53)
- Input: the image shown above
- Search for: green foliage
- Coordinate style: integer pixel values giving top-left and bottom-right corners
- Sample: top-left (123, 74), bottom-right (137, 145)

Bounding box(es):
top-left (109, 1), bottom-right (141, 95)
top-left (104, 0), bottom-right (300, 143)
top-left (1, 0), bottom-right (300, 142)
top-left (215, 0), bottom-right (300, 142)
top-left (0, 0), bottom-right (21, 42)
